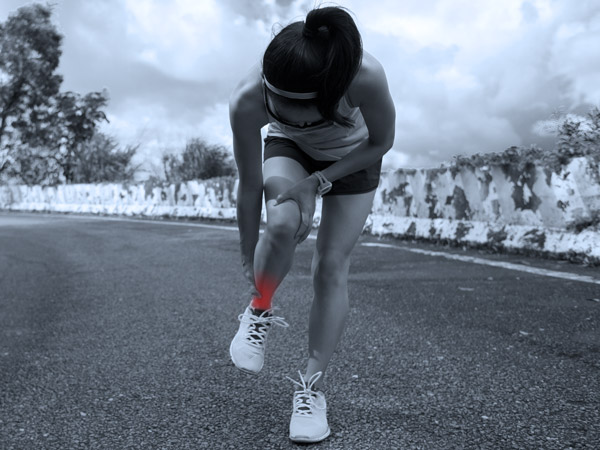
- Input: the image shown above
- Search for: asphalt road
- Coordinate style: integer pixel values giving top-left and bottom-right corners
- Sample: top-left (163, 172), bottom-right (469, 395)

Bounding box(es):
top-left (1, 211), bottom-right (599, 449)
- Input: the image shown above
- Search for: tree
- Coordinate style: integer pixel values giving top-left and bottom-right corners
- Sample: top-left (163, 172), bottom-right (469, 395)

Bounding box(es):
top-left (5, 145), bottom-right (62, 186)
top-left (71, 132), bottom-right (140, 183)
top-left (0, 3), bottom-right (63, 174)
top-left (7, 130), bottom-right (140, 186)
top-left (162, 152), bottom-right (180, 184)
top-left (48, 90), bottom-right (110, 183)
top-left (163, 138), bottom-right (237, 182)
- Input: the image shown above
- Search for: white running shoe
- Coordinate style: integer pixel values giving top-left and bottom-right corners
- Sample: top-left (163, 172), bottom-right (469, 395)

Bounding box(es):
top-left (287, 371), bottom-right (331, 443)
top-left (229, 305), bottom-right (289, 374)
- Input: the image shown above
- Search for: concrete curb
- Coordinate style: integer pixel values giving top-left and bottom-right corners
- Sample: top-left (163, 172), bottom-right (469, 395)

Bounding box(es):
top-left (365, 215), bottom-right (600, 265)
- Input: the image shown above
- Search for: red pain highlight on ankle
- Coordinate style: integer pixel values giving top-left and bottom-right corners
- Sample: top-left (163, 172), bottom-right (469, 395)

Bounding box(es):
top-left (250, 272), bottom-right (279, 310)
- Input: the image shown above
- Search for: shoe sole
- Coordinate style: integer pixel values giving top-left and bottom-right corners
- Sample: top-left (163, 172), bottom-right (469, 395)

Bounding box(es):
top-left (289, 426), bottom-right (331, 443)
top-left (229, 338), bottom-right (263, 375)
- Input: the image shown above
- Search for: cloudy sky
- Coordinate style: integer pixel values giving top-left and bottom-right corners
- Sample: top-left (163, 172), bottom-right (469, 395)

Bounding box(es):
top-left (1, 0), bottom-right (599, 177)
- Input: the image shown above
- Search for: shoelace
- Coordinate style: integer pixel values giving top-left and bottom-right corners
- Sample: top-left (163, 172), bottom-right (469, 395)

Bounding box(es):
top-left (237, 307), bottom-right (289, 348)
top-left (286, 371), bottom-right (324, 417)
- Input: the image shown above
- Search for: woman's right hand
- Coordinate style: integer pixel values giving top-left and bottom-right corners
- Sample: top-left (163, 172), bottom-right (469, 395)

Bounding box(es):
top-left (242, 260), bottom-right (261, 299)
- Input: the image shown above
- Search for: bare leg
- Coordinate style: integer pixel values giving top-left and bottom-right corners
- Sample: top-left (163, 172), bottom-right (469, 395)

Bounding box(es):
top-left (251, 198), bottom-right (300, 308)
top-left (251, 156), bottom-right (309, 308)
top-left (303, 189), bottom-right (377, 390)
top-left (305, 255), bottom-right (351, 389)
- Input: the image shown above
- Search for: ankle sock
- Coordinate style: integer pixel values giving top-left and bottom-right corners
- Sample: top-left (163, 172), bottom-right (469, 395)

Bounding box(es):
top-left (251, 307), bottom-right (268, 316)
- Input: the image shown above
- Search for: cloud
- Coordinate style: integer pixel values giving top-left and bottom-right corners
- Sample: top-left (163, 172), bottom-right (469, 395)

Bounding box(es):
top-left (548, 8), bottom-right (600, 106)
top-left (220, 0), bottom-right (312, 23)
top-left (123, 0), bottom-right (224, 80)
top-left (345, 0), bottom-right (600, 167)
top-left (2, 0), bottom-right (600, 174)
top-left (520, 1), bottom-right (539, 23)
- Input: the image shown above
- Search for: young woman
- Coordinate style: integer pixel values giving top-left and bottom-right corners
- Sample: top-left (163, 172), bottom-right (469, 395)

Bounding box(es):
top-left (228, 5), bottom-right (395, 444)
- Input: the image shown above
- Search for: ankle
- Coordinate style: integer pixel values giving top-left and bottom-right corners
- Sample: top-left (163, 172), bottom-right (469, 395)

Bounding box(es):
top-left (250, 272), bottom-right (279, 311)
top-left (250, 299), bottom-right (271, 312)
top-left (249, 297), bottom-right (273, 314)
top-left (303, 372), bottom-right (324, 391)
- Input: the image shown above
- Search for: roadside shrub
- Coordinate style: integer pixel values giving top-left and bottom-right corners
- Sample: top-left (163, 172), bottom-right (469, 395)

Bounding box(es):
top-left (70, 132), bottom-right (140, 183)
top-left (450, 106), bottom-right (600, 173)
top-left (5, 146), bottom-right (62, 186)
top-left (163, 138), bottom-right (237, 182)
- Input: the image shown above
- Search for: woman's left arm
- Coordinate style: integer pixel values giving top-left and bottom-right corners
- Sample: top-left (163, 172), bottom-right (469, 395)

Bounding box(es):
top-left (318, 56), bottom-right (396, 183)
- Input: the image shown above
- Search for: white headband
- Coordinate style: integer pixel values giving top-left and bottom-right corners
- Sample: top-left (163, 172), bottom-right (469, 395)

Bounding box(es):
top-left (263, 76), bottom-right (318, 100)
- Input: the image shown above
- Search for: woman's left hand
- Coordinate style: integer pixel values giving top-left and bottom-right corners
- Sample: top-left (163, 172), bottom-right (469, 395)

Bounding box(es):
top-left (274, 175), bottom-right (320, 244)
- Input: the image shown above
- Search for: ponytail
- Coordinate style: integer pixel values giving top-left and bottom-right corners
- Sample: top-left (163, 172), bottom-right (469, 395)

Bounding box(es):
top-left (262, 6), bottom-right (363, 128)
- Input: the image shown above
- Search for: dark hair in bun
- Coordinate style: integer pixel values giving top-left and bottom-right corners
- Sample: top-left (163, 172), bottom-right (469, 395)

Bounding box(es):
top-left (262, 6), bottom-right (363, 127)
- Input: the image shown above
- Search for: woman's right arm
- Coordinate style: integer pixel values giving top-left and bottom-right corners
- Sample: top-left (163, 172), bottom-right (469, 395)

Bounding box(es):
top-left (229, 63), bottom-right (269, 268)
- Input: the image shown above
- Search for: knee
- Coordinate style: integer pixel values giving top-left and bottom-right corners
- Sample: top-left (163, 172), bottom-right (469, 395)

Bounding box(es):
top-left (313, 250), bottom-right (350, 286)
top-left (266, 201), bottom-right (299, 242)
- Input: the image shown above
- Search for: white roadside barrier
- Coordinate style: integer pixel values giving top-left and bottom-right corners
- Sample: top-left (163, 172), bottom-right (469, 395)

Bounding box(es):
top-left (1, 156), bottom-right (598, 263)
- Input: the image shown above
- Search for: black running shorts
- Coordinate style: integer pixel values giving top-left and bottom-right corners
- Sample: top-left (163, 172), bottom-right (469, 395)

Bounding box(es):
top-left (263, 136), bottom-right (382, 196)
